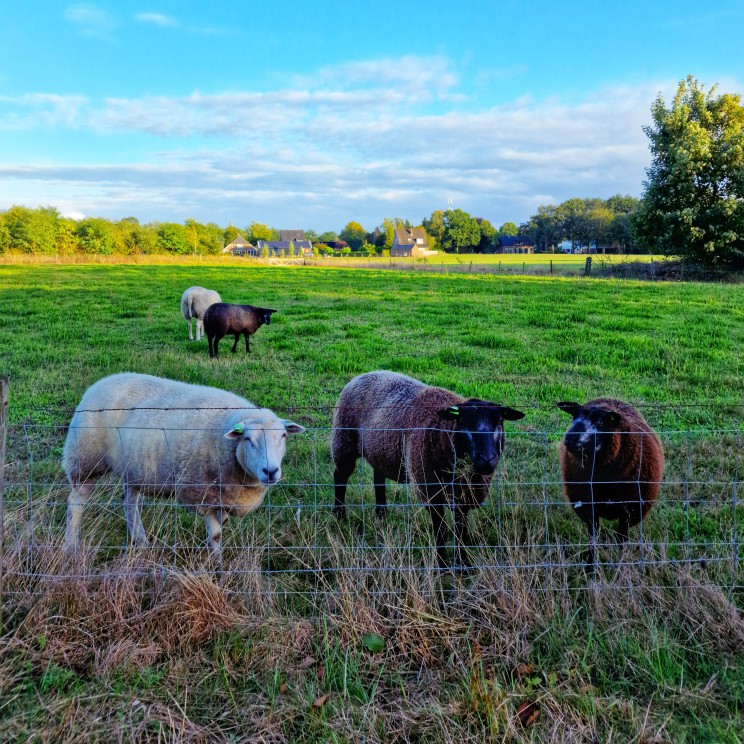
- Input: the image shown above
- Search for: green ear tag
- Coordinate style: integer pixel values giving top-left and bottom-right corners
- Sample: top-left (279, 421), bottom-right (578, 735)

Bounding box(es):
top-left (448, 406), bottom-right (460, 416)
top-left (232, 423), bottom-right (245, 435)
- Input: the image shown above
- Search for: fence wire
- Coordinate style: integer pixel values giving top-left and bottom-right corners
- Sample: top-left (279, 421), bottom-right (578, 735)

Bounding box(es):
top-left (1, 420), bottom-right (742, 613)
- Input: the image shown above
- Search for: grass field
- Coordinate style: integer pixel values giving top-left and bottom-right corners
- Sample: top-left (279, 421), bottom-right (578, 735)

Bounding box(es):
top-left (0, 263), bottom-right (743, 742)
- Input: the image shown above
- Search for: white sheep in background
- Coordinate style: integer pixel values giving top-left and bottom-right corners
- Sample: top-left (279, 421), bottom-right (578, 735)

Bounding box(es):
top-left (63, 373), bottom-right (305, 553)
top-left (180, 286), bottom-right (222, 341)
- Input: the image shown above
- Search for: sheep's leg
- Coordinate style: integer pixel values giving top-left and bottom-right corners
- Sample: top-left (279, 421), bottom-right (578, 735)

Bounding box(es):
top-left (373, 469), bottom-right (387, 519)
top-left (424, 500), bottom-right (451, 569)
top-left (188, 317), bottom-right (194, 341)
top-left (231, 334), bottom-right (240, 353)
top-left (453, 504), bottom-right (472, 568)
top-left (196, 318), bottom-right (203, 341)
top-left (333, 459), bottom-right (356, 520)
top-left (208, 334), bottom-right (217, 358)
top-left (244, 332), bottom-right (251, 354)
top-left (204, 508), bottom-right (225, 554)
top-left (124, 485), bottom-right (150, 547)
top-left (65, 482), bottom-right (94, 549)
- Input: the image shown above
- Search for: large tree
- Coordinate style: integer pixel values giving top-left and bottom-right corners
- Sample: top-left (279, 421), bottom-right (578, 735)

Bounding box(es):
top-left (634, 76), bottom-right (744, 268)
top-left (340, 221), bottom-right (366, 250)
top-left (442, 209), bottom-right (480, 253)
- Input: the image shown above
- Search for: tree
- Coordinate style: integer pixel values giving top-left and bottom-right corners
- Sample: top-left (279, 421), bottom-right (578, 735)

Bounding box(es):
top-left (475, 218), bottom-right (498, 253)
top-left (76, 217), bottom-right (117, 255)
top-left (318, 231), bottom-right (339, 243)
top-left (422, 210), bottom-right (445, 251)
top-left (247, 222), bottom-right (274, 243)
top-left (634, 76), bottom-right (744, 267)
top-left (157, 223), bottom-right (190, 254)
top-left (498, 221), bottom-right (518, 237)
top-left (340, 221), bottom-right (366, 250)
top-left (442, 209), bottom-right (480, 253)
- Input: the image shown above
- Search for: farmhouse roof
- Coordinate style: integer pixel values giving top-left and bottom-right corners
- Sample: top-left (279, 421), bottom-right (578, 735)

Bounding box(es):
top-left (498, 235), bottom-right (534, 247)
top-left (394, 227), bottom-right (427, 245)
top-left (279, 230), bottom-right (306, 242)
top-left (222, 235), bottom-right (254, 252)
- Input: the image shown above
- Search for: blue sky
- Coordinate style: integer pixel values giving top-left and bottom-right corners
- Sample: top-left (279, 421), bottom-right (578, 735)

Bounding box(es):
top-left (1, 1), bottom-right (742, 231)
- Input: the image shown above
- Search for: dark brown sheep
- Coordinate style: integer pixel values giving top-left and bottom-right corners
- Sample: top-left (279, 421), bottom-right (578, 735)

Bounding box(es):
top-left (557, 398), bottom-right (664, 569)
top-left (332, 371), bottom-right (525, 569)
top-left (203, 303), bottom-right (277, 358)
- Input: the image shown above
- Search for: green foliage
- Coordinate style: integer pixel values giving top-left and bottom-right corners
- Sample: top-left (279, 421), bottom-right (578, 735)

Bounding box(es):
top-left (634, 76), bottom-right (744, 268)
top-left (523, 196), bottom-right (641, 253)
top-left (498, 221), bottom-right (518, 237)
top-left (157, 223), bottom-right (190, 254)
top-left (76, 217), bottom-right (117, 255)
top-left (443, 208), bottom-right (480, 253)
top-left (247, 222), bottom-right (276, 243)
top-left (340, 221), bottom-right (366, 250)
top-left (318, 231), bottom-right (339, 243)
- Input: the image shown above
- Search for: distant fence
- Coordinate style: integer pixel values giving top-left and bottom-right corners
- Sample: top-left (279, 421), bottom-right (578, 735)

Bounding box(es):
top-left (1, 406), bottom-right (741, 613)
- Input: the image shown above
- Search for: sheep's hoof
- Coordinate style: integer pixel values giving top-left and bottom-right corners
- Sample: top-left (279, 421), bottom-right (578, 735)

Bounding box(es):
top-left (333, 505), bottom-right (346, 521)
top-left (375, 505), bottom-right (387, 520)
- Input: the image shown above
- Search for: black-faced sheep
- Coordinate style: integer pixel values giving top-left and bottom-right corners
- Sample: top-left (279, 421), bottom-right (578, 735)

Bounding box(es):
top-left (63, 373), bottom-right (305, 553)
top-left (181, 286), bottom-right (222, 341)
top-left (557, 398), bottom-right (664, 569)
top-left (203, 303), bottom-right (277, 358)
top-left (331, 371), bottom-right (525, 569)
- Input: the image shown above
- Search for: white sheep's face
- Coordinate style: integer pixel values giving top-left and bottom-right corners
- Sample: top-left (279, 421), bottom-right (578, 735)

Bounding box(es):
top-left (225, 414), bottom-right (306, 485)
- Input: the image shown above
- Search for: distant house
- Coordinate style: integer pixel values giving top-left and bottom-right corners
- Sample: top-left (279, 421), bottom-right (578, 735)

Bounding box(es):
top-left (222, 235), bottom-right (257, 256)
top-left (279, 230), bottom-right (306, 242)
top-left (391, 227), bottom-right (436, 257)
top-left (496, 236), bottom-right (534, 254)
top-left (256, 239), bottom-right (313, 257)
top-left (324, 240), bottom-right (349, 251)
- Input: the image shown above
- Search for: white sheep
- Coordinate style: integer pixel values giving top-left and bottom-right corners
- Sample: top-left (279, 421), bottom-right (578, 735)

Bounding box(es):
top-left (181, 286), bottom-right (222, 341)
top-left (63, 373), bottom-right (305, 553)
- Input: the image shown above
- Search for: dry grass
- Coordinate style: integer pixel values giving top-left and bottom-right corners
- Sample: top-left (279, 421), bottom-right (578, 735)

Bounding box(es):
top-left (1, 498), bottom-right (742, 742)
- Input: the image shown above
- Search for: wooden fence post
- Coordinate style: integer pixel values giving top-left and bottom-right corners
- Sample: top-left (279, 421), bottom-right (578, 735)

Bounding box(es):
top-left (550, 260), bottom-right (553, 275)
top-left (0, 376), bottom-right (9, 636)
top-left (584, 256), bottom-right (592, 276)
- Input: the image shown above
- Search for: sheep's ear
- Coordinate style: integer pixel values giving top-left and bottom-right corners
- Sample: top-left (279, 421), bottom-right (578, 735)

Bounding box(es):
top-left (282, 419), bottom-right (306, 434)
top-left (501, 406), bottom-right (525, 421)
top-left (439, 406), bottom-right (460, 420)
top-left (224, 422), bottom-right (245, 439)
top-left (557, 401), bottom-right (582, 417)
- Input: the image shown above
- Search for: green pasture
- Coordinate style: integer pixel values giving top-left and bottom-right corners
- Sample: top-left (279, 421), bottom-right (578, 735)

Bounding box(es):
top-left (0, 263), bottom-right (742, 742)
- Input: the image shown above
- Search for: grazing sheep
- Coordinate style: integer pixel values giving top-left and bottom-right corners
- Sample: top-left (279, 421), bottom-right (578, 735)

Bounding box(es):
top-left (63, 373), bottom-right (305, 553)
top-left (203, 303), bottom-right (277, 358)
top-left (181, 286), bottom-right (222, 341)
top-left (557, 398), bottom-right (664, 569)
top-left (331, 371), bottom-right (525, 569)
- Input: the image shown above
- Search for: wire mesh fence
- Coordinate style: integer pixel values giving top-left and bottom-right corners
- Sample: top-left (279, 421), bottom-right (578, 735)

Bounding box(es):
top-left (1, 413), bottom-right (741, 615)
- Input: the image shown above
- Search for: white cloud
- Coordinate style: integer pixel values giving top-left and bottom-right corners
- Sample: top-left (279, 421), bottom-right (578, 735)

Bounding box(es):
top-left (64, 4), bottom-right (117, 39)
top-left (134, 12), bottom-right (179, 28)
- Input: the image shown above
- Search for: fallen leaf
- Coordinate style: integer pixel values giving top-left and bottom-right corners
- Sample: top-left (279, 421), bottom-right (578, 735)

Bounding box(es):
top-left (511, 663), bottom-right (535, 678)
top-left (579, 683), bottom-right (596, 695)
top-left (279, 683), bottom-right (288, 695)
top-left (516, 700), bottom-right (540, 728)
top-left (362, 633), bottom-right (385, 653)
top-left (316, 666), bottom-right (325, 682)
top-left (299, 656), bottom-right (317, 669)
top-left (312, 693), bottom-right (329, 708)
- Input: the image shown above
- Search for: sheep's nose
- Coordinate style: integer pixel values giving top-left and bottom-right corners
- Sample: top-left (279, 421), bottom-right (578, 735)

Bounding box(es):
top-left (262, 467), bottom-right (279, 483)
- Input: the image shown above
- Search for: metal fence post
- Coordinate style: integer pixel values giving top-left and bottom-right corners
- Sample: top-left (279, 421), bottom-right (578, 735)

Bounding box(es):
top-left (0, 376), bottom-right (8, 636)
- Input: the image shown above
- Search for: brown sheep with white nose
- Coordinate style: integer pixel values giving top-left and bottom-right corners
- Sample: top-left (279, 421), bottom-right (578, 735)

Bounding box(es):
top-left (557, 398), bottom-right (664, 569)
